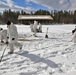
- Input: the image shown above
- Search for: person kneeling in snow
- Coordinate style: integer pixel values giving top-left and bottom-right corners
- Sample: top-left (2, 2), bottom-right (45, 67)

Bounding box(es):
top-left (0, 27), bottom-right (8, 44)
top-left (7, 21), bottom-right (22, 54)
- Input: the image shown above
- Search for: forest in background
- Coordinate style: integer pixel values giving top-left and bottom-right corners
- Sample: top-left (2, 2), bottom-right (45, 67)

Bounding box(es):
top-left (0, 9), bottom-right (76, 24)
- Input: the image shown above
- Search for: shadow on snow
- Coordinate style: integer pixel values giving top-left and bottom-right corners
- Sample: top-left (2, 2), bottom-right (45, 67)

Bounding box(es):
top-left (16, 51), bottom-right (58, 68)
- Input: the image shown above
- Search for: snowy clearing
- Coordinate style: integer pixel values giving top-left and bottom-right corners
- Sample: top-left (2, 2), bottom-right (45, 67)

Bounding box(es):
top-left (0, 24), bottom-right (76, 75)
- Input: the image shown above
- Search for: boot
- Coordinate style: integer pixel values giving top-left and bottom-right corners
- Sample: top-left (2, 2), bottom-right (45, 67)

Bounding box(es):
top-left (5, 41), bottom-right (9, 44)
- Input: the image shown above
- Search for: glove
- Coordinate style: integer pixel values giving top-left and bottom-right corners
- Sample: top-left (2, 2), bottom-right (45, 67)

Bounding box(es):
top-left (12, 38), bottom-right (15, 40)
top-left (7, 36), bottom-right (9, 39)
top-left (0, 28), bottom-right (3, 30)
top-left (5, 41), bottom-right (9, 44)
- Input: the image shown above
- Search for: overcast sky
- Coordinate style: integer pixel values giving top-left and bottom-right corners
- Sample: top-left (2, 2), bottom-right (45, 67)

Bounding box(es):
top-left (0, 0), bottom-right (75, 13)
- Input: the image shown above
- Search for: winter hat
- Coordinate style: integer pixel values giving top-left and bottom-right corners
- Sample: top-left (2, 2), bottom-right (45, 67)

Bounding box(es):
top-left (7, 21), bottom-right (11, 25)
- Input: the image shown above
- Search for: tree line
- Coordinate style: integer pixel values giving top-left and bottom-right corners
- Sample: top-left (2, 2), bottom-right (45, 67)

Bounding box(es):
top-left (0, 9), bottom-right (76, 24)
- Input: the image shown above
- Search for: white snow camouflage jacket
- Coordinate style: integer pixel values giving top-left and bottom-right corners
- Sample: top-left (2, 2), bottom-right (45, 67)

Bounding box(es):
top-left (7, 23), bottom-right (18, 43)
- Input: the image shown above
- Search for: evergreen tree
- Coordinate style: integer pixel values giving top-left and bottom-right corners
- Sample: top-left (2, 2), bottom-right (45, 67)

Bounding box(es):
top-left (0, 9), bottom-right (76, 24)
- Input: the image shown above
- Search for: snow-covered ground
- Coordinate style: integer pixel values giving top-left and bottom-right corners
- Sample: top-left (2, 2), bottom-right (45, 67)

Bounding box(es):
top-left (0, 24), bottom-right (76, 75)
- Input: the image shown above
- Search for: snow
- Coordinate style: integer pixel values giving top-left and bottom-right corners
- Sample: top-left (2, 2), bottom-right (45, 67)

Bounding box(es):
top-left (0, 24), bottom-right (76, 75)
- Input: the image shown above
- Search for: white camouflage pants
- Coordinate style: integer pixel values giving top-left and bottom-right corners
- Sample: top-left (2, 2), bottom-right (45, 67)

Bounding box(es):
top-left (9, 42), bottom-right (22, 52)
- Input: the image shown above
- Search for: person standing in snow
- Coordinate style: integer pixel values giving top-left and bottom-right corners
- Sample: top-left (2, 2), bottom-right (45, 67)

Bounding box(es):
top-left (7, 21), bottom-right (22, 54)
top-left (72, 25), bottom-right (76, 34)
top-left (72, 25), bottom-right (76, 43)
top-left (72, 31), bottom-right (76, 44)
top-left (72, 28), bottom-right (76, 34)
top-left (0, 28), bottom-right (8, 44)
top-left (33, 20), bottom-right (38, 36)
top-left (38, 22), bottom-right (42, 32)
